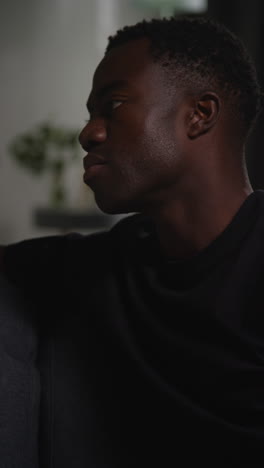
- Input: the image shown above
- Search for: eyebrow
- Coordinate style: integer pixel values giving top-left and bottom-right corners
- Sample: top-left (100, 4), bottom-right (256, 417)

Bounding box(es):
top-left (86, 79), bottom-right (129, 112)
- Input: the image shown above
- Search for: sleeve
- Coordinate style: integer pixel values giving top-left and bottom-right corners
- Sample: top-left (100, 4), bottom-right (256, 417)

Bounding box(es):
top-left (3, 234), bottom-right (79, 291)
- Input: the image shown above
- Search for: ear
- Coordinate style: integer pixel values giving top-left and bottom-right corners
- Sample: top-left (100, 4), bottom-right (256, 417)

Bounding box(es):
top-left (187, 92), bottom-right (220, 139)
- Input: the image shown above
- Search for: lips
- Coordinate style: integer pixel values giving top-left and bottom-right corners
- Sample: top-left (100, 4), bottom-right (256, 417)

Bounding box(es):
top-left (83, 153), bottom-right (108, 183)
top-left (83, 153), bottom-right (107, 170)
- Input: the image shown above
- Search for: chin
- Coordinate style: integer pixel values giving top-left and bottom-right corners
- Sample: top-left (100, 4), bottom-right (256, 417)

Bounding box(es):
top-left (94, 193), bottom-right (140, 216)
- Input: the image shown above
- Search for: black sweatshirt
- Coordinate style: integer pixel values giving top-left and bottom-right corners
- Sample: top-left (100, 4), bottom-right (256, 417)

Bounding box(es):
top-left (4, 190), bottom-right (264, 467)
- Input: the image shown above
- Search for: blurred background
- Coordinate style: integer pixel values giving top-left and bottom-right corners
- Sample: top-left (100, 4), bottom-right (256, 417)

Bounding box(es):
top-left (1, 0), bottom-right (263, 243)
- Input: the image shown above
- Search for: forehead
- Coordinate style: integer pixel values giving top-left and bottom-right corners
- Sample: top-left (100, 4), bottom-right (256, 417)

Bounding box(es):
top-left (91, 38), bottom-right (166, 96)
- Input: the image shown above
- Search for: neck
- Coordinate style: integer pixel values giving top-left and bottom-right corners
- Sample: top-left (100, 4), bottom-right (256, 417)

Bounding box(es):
top-left (145, 170), bottom-right (253, 260)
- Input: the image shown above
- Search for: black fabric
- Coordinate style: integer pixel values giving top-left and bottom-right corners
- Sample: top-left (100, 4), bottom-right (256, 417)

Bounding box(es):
top-left (4, 190), bottom-right (264, 467)
top-left (0, 274), bottom-right (39, 468)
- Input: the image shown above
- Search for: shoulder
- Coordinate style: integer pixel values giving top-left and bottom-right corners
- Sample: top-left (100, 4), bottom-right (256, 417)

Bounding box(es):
top-left (62, 213), bottom-right (150, 251)
top-left (2, 213), bottom-right (151, 285)
top-left (109, 213), bottom-right (152, 242)
top-left (3, 235), bottom-right (74, 286)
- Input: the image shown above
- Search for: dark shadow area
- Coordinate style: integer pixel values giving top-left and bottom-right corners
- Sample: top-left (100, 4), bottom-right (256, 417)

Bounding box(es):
top-left (207, 0), bottom-right (264, 189)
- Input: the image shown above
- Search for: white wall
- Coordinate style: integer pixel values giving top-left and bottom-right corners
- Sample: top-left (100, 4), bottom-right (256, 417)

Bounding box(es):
top-left (0, 0), bottom-right (157, 243)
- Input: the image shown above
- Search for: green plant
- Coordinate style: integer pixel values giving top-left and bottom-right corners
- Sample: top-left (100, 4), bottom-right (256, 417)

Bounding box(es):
top-left (9, 122), bottom-right (80, 206)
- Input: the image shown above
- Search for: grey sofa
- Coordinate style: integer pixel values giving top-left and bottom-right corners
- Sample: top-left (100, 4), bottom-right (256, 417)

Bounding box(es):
top-left (0, 267), bottom-right (117, 468)
top-left (0, 273), bottom-right (39, 467)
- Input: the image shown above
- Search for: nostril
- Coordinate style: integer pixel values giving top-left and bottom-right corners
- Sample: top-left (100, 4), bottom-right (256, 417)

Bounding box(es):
top-left (79, 141), bottom-right (92, 153)
top-left (79, 139), bottom-right (102, 153)
top-left (78, 131), bottom-right (92, 152)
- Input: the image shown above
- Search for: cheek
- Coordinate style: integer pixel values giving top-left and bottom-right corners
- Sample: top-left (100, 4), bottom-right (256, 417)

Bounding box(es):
top-left (138, 116), bottom-right (179, 172)
top-left (109, 108), bottom-right (183, 185)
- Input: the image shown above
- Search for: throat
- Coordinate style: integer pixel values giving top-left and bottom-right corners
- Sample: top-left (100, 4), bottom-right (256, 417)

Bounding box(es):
top-left (152, 191), bottom-right (253, 260)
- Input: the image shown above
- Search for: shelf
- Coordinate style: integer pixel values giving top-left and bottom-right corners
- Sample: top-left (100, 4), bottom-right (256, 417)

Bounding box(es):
top-left (33, 207), bottom-right (111, 230)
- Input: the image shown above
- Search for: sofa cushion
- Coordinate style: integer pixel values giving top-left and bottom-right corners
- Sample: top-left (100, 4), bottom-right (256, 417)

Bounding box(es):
top-left (0, 273), bottom-right (39, 467)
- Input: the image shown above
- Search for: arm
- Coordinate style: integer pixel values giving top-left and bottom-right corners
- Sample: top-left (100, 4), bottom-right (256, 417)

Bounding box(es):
top-left (0, 234), bottom-right (83, 289)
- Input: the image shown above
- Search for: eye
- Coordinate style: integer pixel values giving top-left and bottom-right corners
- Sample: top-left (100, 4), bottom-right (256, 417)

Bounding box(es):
top-left (84, 100), bottom-right (124, 123)
top-left (110, 100), bottom-right (123, 110)
top-left (102, 99), bottom-right (124, 118)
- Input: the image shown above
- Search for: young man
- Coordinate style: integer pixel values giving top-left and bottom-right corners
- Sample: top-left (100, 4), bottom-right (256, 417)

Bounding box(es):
top-left (1, 15), bottom-right (264, 467)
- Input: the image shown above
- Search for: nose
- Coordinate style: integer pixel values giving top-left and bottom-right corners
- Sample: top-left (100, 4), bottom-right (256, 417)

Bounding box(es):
top-left (78, 118), bottom-right (107, 152)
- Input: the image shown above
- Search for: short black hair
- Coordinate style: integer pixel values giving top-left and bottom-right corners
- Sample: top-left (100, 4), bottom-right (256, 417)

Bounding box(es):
top-left (106, 15), bottom-right (263, 138)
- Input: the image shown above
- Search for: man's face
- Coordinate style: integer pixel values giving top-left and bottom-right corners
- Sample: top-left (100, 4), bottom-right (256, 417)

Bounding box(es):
top-left (79, 38), bottom-right (190, 215)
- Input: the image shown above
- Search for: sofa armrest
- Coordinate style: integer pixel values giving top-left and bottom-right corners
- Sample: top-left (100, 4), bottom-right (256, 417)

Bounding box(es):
top-left (0, 274), bottom-right (40, 467)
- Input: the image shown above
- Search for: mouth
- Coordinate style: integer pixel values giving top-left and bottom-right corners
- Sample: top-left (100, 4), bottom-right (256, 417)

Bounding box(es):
top-left (83, 153), bottom-right (108, 182)
top-left (83, 153), bottom-right (107, 168)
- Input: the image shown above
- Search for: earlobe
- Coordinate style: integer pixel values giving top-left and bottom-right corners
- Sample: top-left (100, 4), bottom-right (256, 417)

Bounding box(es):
top-left (187, 93), bottom-right (220, 139)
